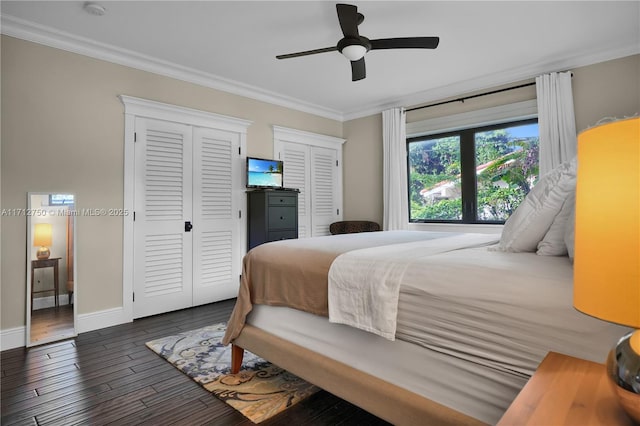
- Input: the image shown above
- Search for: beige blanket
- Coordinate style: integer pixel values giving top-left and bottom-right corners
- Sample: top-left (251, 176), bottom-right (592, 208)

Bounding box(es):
top-left (222, 231), bottom-right (451, 344)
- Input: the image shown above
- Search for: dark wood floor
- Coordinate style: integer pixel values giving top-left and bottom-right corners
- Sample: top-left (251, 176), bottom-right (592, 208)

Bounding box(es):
top-left (1, 299), bottom-right (390, 425)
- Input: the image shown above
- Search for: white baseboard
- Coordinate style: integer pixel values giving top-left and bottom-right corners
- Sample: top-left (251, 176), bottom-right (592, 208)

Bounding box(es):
top-left (0, 327), bottom-right (27, 351)
top-left (1, 306), bottom-right (132, 351)
top-left (76, 306), bottom-right (130, 334)
top-left (32, 294), bottom-right (70, 310)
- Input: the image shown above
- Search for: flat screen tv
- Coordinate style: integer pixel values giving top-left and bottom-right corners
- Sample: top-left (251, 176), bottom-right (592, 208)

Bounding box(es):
top-left (246, 157), bottom-right (284, 189)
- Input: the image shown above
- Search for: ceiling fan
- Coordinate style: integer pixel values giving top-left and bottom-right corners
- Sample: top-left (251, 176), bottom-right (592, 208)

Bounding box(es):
top-left (276, 3), bottom-right (440, 81)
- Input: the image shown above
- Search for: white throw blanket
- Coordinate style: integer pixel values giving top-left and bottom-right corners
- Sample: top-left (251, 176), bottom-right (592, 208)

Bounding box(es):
top-left (328, 233), bottom-right (500, 340)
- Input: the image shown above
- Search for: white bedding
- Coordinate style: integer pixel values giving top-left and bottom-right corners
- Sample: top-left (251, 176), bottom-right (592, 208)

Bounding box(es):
top-left (247, 304), bottom-right (524, 425)
top-left (244, 233), bottom-right (631, 424)
top-left (393, 244), bottom-right (630, 377)
top-left (328, 233), bottom-right (500, 339)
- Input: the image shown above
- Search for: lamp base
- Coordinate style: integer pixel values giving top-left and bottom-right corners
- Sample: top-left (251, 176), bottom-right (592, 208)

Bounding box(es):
top-left (606, 330), bottom-right (640, 423)
top-left (36, 247), bottom-right (50, 260)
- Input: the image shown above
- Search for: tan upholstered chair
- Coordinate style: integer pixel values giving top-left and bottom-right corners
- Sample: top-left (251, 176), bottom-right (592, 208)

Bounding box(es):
top-left (329, 220), bottom-right (381, 235)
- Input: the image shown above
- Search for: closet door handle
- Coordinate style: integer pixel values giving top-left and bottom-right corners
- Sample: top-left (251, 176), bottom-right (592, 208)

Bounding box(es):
top-left (185, 221), bottom-right (193, 232)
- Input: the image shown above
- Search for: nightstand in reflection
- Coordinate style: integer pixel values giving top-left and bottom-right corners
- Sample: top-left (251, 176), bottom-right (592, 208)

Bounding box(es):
top-left (31, 257), bottom-right (61, 311)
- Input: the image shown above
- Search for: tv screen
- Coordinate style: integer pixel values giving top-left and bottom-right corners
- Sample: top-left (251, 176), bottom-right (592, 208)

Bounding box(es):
top-left (246, 157), bottom-right (284, 189)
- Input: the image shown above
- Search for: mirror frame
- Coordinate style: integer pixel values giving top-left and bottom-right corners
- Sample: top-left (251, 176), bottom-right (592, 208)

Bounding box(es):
top-left (26, 192), bottom-right (78, 347)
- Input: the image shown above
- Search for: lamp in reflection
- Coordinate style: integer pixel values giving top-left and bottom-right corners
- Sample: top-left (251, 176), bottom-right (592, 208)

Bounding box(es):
top-left (34, 223), bottom-right (52, 260)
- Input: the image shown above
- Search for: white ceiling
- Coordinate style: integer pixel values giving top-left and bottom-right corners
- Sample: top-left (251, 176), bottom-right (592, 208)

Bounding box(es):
top-left (2, 1), bottom-right (639, 121)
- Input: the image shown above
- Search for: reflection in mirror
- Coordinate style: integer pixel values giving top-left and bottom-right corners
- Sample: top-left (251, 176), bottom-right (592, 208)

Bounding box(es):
top-left (26, 192), bottom-right (77, 347)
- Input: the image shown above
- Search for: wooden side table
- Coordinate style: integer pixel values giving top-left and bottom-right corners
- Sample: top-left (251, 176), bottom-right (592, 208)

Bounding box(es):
top-left (31, 257), bottom-right (61, 311)
top-left (498, 351), bottom-right (635, 426)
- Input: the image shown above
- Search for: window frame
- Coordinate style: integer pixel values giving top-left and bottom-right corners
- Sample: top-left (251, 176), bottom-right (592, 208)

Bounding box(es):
top-left (406, 117), bottom-right (539, 225)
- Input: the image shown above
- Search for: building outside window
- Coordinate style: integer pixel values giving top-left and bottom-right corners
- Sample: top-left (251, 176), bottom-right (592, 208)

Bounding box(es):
top-left (407, 119), bottom-right (539, 224)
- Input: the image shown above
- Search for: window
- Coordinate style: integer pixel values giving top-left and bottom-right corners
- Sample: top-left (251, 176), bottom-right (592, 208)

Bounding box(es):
top-left (49, 194), bottom-right (75, 205)
top-left (407, 119), bottom-right (539, 224)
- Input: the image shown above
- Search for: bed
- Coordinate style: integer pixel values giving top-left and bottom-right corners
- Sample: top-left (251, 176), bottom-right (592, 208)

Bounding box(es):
top-left (222, 230), bottom-right (630, 425)
top-left (223, 146), bottom-right (629, 426)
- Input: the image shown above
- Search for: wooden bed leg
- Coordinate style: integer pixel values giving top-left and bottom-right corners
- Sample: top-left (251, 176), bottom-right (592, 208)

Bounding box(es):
top-left (231, 344), bottom-right (244, 374)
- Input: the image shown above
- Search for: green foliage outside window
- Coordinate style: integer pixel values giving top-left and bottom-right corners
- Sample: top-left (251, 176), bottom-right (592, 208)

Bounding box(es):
top-left (409, 124), bottom-right (539, 222)
top-left (476, 137), bottom-right (539, 220)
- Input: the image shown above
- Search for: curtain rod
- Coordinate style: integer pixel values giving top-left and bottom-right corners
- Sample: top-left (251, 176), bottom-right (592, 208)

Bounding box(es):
top-left (406, 81), bottom-right (535, 112)
top-left (407, 72), bottom-right (574, 113)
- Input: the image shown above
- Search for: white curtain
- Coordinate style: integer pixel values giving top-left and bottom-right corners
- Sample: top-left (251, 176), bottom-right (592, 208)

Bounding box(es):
top-left (535, 71), bottom-right (577, 176)
top-left (382, 107), bottom-right (408, 230)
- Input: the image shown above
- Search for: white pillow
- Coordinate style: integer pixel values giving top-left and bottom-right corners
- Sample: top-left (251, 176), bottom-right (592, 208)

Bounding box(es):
top-left (495, 157), bottom-right (577, 252)
top-left (537, 190), bottom-right (575, 256)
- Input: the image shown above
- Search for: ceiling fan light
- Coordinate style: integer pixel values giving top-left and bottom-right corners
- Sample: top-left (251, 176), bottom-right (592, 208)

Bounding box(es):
top-left (341, 44), bottom-right (367, 61)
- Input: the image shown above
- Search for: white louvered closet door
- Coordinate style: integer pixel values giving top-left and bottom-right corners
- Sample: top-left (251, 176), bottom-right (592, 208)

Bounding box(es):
top-left (279, 141), bottom-right (341, 238)
top-left (281, 142), bottom-right (310, 238)
top-left (192, 127), bottom-right (241, 305)
top-left (310, 146), bottom-right (340, 236)
top-left (133, 117), bottom-right (193, 318)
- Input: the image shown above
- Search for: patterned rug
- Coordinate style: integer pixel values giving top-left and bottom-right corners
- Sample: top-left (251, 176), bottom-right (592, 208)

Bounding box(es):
top-left (145, 323), bottom-right (319, 424)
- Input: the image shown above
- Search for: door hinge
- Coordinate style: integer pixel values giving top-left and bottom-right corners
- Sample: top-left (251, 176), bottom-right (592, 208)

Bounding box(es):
top-left (337, 208), bottom-right (340, 215)
top-left (134, 132), bottom-right (137, 142)
top-left (133, 292), bottom-right (135, 302)
top-left (238, 210), bottom-right (242, 219)
top-left (336, 160), bottom-right (339, 166)
top-left (133, 211), bottom-right (135, 221)
top-left (238, 147), bottom-right (241, 155)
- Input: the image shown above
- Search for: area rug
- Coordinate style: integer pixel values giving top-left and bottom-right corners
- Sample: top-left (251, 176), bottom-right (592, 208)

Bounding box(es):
top-left (145, 323), bottom-right (319, 423)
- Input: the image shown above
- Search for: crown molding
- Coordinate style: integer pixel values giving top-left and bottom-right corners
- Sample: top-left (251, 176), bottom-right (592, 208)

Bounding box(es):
top-left (2, 14), bottom-right (638, 124)
top-left (0, 14), bottom-right (344, 122)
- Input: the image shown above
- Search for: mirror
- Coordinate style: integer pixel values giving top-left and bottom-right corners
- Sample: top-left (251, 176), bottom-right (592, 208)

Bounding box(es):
top-left (26, 192), bottom-right (77, 347)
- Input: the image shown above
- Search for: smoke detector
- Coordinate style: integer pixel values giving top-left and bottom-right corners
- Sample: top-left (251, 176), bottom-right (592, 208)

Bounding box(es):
top-left (83, 2), bottom-right (106, 16)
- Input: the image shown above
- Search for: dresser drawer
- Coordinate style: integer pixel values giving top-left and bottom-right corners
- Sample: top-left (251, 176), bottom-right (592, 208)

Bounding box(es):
top-left (268, 230), bottom-right (297, 242)
top-left (268, 206), bottom-right (296, 229)
top-left (247, 189), bottom-right (299, 251)
top-left (268, 194), bottom-right (297, 206)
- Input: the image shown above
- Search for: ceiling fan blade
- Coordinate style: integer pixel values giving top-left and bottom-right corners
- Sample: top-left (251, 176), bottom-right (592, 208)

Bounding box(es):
top-left (351, 58), bottom-right (366, 81)
top-left (370, 37), bottom-right (440, 50)
top-left (276, 46), bottom-right (338, 60)
top-left (336, 3), bottom-right (360, 38)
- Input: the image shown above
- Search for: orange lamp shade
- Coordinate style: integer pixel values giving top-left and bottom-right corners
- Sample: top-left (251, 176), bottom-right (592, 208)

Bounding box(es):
top-left (33, 223), bottom-right (53, 247)
top-left (573, 117), bottom-right (640, 328)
